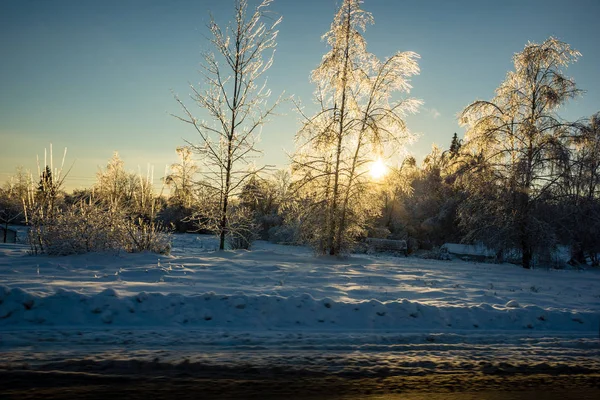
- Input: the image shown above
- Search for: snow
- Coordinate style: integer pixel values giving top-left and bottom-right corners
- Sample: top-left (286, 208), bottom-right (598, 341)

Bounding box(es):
top-left (1, 234), bottom-right (598, 331)
top-left (441, 243), bottom-right (495, 258)
top-left (1, 234), bottom-right (599, 377)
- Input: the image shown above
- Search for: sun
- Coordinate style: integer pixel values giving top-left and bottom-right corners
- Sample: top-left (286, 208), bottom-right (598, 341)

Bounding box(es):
top-left (369, 158), bottom-right (388, 180)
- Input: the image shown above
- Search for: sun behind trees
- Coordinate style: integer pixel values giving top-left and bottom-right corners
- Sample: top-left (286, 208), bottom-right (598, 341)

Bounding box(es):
top-left (3, 3), bottom-right (600, 269)
top-left (291, 0), bottom-right (421, 256)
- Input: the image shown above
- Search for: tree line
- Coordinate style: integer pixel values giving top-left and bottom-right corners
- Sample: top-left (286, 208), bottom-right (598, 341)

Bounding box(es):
top-left (1, 0), bottom-right (598, 269)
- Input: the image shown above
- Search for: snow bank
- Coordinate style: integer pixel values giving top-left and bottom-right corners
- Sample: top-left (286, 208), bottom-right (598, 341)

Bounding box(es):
top-left (0, 285), bottom-right (596, 332)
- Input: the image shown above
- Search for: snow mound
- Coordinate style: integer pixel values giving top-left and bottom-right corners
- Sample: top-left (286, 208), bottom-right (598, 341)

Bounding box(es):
top-left (506, 300), bottom-right (521, 308)
top-left (0, 286), bottom-right (596, 332)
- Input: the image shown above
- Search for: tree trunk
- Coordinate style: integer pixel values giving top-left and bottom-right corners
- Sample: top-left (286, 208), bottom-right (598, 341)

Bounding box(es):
top-left (522, 240), bottom-right (532, 269)
top-left (520, 215), bottom-right (532, 269)
top-left (569, 242), bottom-right (586, 265)
top-left (219, 24), bottom-right (242, 251)
top-left (515, 184), bottom-right (532, 269)
top-left (336, 131), bottom-right (364, 255)
top-left (328, 132), bottom-right (343, 255)
top-left (219, 195), bottom-right (228, 250)
top-left (327, 3), bottom-right (352, 256)
top-left (495, 249), bottom-right (504, 264)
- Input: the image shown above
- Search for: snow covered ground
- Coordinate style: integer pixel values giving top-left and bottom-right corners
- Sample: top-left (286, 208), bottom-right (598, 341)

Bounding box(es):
top-left (1, 233), bottom-right (599, 393)
top-left (1, 234), bottom-right (598, 330)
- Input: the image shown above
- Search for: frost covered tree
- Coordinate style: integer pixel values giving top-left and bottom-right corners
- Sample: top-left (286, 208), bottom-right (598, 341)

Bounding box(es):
top-left (25, 148), bottom-right (69, 225)
top-left (22, 147), bottom-right (71, 253)
top-left (95, 152), bottom-right (130, 210)
top-left (0, 190), bottom-right (22, 242)
top-left (2, 167), bottom-right (29, 211)
top-left (459, 38), bottom-right (581, 268)
top-left (173, 0), bottom-right (281, 250)
top-left (160, 147), bottom-right (200, 232)
top-left (572, 113), bottom-right (600, 200)
top-left (293, 0), bottom-right (420, 255)
top-left (0, 168), bottom-right (30, 241)
top-left (374, 143), bottom-right (464, 249)
top-left (94, 152), bottom-right (158, 220)
top-left (164, 146), bottom-right (199, 209)
top-left (554, 112), bottom-right (600, 264)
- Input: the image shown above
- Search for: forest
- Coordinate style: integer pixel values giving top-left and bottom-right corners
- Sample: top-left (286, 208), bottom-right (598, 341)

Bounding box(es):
top-left (1, 0), bottom-right (599, 271)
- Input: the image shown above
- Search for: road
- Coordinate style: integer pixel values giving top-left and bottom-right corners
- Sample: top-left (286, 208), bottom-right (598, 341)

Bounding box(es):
top-left (1, 329), bottom-right (599, 399)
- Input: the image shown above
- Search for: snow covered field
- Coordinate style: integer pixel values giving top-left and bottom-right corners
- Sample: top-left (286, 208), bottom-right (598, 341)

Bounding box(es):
top-left (1, 234), bottom-right (598, 331)
top-left (1, 234), bottom-right (599, 394)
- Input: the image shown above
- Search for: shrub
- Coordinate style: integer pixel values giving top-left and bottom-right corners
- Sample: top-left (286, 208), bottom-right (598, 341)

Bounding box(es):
top-left (124, 217), bottom-right (171, 254)
top-left (28, 202), bottom-right (171, 256)
top-left (268, 224), bottom-right (298, 245)
top-left (225, 206), bottom-right (258, 250)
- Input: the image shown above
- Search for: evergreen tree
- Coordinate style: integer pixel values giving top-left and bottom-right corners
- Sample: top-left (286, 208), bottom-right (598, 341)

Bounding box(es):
top-left (449, 133), bottom-right (461, 157)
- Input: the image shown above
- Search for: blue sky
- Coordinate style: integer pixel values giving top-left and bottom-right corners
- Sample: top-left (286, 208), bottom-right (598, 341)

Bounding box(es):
top-left (1, 0), bottom-right (599, 190)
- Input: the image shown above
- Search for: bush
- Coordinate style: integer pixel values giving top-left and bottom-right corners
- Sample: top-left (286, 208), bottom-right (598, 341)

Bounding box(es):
top-left (124, 217), bottom-right (171, 255)
top-left (225, 206), bottom-right (258, 250)
top-left (27, 202), bottom-right (171, 256)
top-left (256, 213), bottom-right (283, 240)
top-left (157, 204), bottom-right (198, 233)
top-left (268, 224), bottom-right (298, 245)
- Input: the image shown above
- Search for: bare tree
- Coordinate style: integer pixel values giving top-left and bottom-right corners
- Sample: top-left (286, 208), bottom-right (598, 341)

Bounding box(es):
top-left (459, 38), bottom-right (581, 268)
top-left (173, 0), bottom-right (281, 250)
top-left (293, 0), bottom-right (420, 255)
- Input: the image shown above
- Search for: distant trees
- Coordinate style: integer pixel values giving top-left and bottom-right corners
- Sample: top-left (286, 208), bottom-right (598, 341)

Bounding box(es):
top-left (160, 147), bottom-right (200, 233)
top-left (94, 152), bottom-right (130, 210)
top-left (87, 153), bottom-right (169, 254)
top-left (0, 167), bottom-right (28, 240)
top-left (0, 190), bottom-right (22, 242)
top-left (555, 112), bottom-right (600, 265)
top-left (292, 0), bottom-right (420, 255)
top-left (173, 0), bottom-right (281, 250)
top-left (459, 38), bottom-right (581, 268)
top-left (94, 152), bottom-right (156, 219)
top-left (375, 141), bottom-right (463, 250)
top-left (2, 13), bottom-right (598, 269)
top-left (164, 147), bottom-right (198, 209)
top-left (17, 147), bottom-right (71, 253)
top-left (15, 148), bottom-right (171, 256)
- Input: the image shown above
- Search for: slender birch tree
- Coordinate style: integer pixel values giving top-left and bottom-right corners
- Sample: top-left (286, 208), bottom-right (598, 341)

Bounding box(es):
top-left (293, 0), bottom-right (420, 255)
top-left (174, 0), bottom-right (281, 250)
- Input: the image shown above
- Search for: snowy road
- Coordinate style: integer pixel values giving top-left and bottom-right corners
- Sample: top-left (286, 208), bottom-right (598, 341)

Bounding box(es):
top-left (2, 332), bottom-right (600, 399)
top-left (1, 329), bottom-right (599, 389)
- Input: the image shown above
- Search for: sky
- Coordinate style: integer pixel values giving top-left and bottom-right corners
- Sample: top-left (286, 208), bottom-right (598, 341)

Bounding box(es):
top-left (1, 0), bottom-right (599, 191)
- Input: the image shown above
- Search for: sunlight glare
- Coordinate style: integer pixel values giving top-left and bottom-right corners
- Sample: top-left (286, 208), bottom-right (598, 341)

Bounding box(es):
top-left (370, 158), bottom-right (388, 180)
